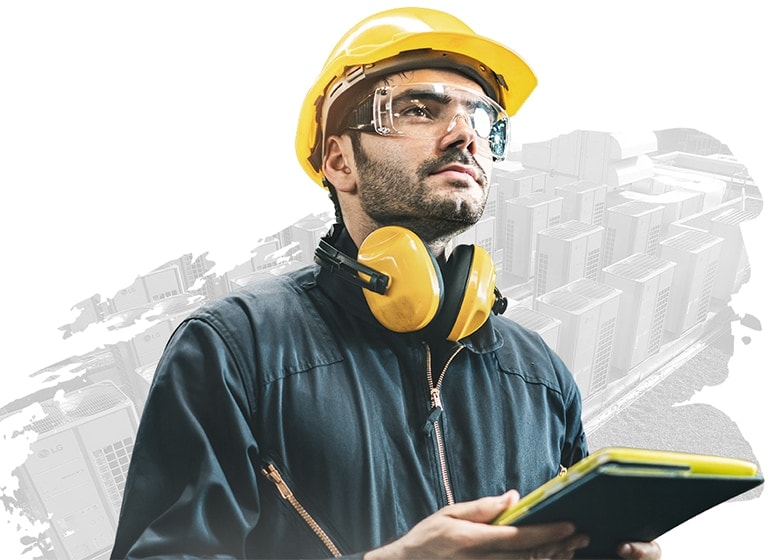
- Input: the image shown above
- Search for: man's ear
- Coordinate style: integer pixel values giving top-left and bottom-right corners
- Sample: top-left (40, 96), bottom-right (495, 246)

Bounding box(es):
top-left (322, 135), bottom-right (357, 193)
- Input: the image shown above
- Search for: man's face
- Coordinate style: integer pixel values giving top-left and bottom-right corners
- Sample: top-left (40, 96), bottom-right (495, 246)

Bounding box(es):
top-left (350, 69), bottom-right (495, 246)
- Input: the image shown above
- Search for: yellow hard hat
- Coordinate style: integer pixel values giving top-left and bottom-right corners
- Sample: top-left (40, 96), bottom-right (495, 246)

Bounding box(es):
top-left (296, 7), bottom-right (538, 187)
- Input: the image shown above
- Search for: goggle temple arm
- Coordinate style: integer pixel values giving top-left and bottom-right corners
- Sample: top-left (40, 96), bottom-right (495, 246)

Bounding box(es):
top-left (347, 95), bottom-right (377, 133)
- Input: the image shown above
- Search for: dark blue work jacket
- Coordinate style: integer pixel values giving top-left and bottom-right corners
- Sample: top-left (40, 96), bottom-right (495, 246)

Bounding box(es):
top-left (111, 231), bottom-right (587, 559)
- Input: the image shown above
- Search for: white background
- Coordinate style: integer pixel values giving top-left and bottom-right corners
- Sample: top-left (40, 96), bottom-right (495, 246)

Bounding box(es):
top-left (1, 1), bottom-right (766, 557)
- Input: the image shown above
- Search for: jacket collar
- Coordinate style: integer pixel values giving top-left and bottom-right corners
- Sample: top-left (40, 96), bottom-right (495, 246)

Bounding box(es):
top-left (314, 226), bottom-right (384, 331)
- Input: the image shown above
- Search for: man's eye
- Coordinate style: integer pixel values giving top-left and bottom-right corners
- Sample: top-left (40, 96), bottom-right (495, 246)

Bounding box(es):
top-left (397, 104), bottom-right (433, 119)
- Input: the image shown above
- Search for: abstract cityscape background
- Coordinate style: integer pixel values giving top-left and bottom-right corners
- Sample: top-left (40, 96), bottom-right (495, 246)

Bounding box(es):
top-left (2, 126), bottom-right (762, 559)
top-left (2, 1), bottom-right (766, 558)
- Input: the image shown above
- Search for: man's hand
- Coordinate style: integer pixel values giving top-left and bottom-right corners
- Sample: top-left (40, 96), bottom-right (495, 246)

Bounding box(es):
top-left (364, 490), bottom-right (590, 559)
top-left (618, 541), bottom-right (662, 559)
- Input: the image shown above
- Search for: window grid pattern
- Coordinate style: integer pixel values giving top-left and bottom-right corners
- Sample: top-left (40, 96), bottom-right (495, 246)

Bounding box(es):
top-left (648, 286), bottom-right (671, 354)
top-left (535, 253), bottom-right (549, 297)
top-left (93, 436), bottom-right (134, 517)
top-left (592, 202), bottom-right (605, 225)
top-left (603, 228), bottom-right (616, 267)
top-left (479, 237), bottom-right (492, 254)
top-left (696, 261), bottom-right (718, 323)
top-left (585, 248), bottom-right (601, 280)
top-left (590, 317), bottom-right (616, 394)
top-left (646, 224), bottom-right (661, 256)
top-left (152, 289), bottom-right (179, 301)
top-left (503, 222), bottom-right (515, 273)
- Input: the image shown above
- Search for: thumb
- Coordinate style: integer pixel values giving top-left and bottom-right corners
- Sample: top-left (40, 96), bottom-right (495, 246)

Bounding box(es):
top-left (445, 490), bottom-right (521, 524)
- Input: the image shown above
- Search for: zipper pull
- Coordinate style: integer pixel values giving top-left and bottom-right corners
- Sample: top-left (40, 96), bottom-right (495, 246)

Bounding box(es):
top-left (423, 388), bottom-right (443, 433)
top-left (430, 387), bottom-right (443, 410)
top-left (261, 464), bottom-right (293, 500)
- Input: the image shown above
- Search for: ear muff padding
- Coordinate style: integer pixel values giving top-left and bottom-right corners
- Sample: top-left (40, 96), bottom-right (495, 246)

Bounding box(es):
top-left (358, 226), bottom-right (444, 332)
top-left (431, 244), bottom-right (474, 340)
top-left (441, 244), bottom-right (498, 341)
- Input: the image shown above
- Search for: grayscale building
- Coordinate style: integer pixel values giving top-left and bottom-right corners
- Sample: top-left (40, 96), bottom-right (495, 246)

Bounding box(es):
top-left (110, 265), bottom-right (184, 313)
top-left (521, 130), bottom-right (656, 192)
top-left (659, 230), bottom-right (723, 339)
top-left (709, 208), bottom-right (758, 303)
top-left (554, 179), bottom-right (607, 226)
top-left (601, 252), bottom-right (676, 377)
top-left (601, 200), bottom-right (665, 266)
top-left (502, 192), bottom-right (563, 284)
top-left (288, 214), bottom-right (334, 264)
top-left (7, 383), bottom-right (139, 560)
top-left (492, 160), bottom-right (547, 200)
top-left (534, 278), bottom-right (622, 399)
top-left (504, 304), bottom-right (562, 352)
top-left (453, 215), bottom-right (496, 260)
top-left (534, 220), bottom-right (604, 298)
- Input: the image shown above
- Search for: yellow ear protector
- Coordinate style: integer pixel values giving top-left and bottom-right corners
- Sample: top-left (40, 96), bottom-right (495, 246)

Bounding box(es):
top-left (314, 225), bottom-right (508, 341)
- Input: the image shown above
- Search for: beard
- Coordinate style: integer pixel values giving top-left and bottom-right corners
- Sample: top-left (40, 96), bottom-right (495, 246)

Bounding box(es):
top-left (352, 140), bottom-right (489, 245)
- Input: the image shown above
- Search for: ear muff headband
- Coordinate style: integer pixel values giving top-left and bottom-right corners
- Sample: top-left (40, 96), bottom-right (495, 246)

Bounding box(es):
top-left (315, 238), bottom-right (390, 294)
top-left (358, 226), bottom-right (443, 332)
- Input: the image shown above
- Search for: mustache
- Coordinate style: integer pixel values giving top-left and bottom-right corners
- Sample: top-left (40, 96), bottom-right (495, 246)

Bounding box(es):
top-left (417, 148), bottom-right (488, 186)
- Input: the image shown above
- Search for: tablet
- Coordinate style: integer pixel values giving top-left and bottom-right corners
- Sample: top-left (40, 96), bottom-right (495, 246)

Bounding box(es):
top-left (492, 447), bottom-right (763, 559)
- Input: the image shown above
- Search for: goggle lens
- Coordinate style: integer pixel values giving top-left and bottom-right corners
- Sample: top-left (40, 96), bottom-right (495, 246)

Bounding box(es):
top-left (350, 83), bottom-right (510, 159)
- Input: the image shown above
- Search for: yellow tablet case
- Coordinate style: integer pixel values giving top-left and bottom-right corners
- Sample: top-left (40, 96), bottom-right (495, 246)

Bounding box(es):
top-left (492, 447), bottom-right (763, 559)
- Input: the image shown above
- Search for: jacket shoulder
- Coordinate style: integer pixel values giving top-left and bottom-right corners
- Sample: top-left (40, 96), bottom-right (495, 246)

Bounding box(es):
top-left (197, 266), bottom-right (316, 318)
top-left (180, 266), bottom-right (343, 382)
top-left (491, 314), bottom-right (578, 397)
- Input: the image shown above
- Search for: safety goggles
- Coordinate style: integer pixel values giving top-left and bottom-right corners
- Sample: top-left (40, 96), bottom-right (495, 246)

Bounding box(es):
top-left (347, 82), bottom-right (510, 160)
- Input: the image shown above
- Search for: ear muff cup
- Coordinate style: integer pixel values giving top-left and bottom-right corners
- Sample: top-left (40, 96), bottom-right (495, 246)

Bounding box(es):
top-left (357, 226), bottom-right (444, 333)
top-left (355, 226), bottom-right (498, 341)
top-left (441, 244), bottom-right (498, 341)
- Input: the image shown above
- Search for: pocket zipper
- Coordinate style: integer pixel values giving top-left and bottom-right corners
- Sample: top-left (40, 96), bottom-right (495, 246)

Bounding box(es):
top-left (261, 463), bottom-right (342, 557)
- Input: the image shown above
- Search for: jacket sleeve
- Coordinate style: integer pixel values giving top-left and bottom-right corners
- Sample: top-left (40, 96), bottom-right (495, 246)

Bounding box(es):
top-left (111, 316), bottom-right (262, 559)
top-left (548, 344), bottom-right (589, 468)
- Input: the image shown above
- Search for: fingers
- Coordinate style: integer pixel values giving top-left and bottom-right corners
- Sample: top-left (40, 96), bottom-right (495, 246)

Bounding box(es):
top-left (366, 495), bottom-right (591, 560)
top-left (442, 492), bottom-right (585, 553)
top-left (524, 532), bottom-right (590, 559)
top-left (454, 517), bottom-right (584, 556)
top-left (618, 540), bottom-right (662, 559)
top-left (443, 490), bottom-right (521, 524)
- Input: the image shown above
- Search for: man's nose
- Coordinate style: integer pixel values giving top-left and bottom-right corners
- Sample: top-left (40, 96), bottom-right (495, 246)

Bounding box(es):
top-left (442, 112), bottom-right (478, 153)
top-left (445, 112), bottom-right (475, 134)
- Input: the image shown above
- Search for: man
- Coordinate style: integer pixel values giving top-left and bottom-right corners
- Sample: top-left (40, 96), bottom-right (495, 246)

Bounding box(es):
top-left (112, 8), bottom-right (660, 559)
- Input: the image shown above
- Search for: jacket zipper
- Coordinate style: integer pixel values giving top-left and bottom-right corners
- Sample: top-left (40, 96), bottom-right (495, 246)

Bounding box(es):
top-left (261, 463), bottom-right (342, 558)
top-left (424, 343), bottom-right (464, 505)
